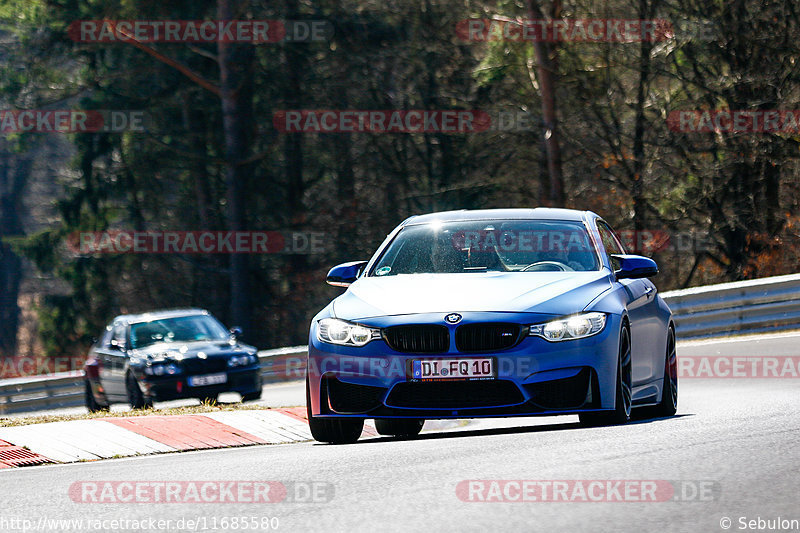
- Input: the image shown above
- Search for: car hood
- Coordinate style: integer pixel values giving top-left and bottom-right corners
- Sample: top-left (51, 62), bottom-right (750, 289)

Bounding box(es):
top-left (131, 340), bottom-right (255, 360)
top-left (332, 271), bottom-right (613, 320)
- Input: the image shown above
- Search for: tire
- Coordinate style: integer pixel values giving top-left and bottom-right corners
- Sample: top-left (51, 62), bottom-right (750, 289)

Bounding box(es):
top-left (126, 372), bottom-right (153, 410)
top-left (580, 324), bottom-right (632, 427)
top-left (84, 380), bottom-right (107, 413)
top-left (374, 419), bottom-right (424, 437)
top-left (651, 326), bottom-right (678, 417)
top-left (306, 377), bottom-right (363, 444)
top-left (241, 390), bottom-right (262, 402)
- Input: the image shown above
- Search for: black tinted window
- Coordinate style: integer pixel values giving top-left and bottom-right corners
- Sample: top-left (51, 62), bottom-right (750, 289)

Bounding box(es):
top-left (129, 315), bottom-right (229, 349)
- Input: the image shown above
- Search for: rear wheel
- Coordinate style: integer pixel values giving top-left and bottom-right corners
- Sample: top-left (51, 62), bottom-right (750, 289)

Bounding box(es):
top-left (84, 380), bottom-right (107, 413)
top-left (651, 326), bottom-right (678, 417)
top-left (374, 419), bottom-right (424, 437)
top-left (306, 377), bottom-right (363, 444)
top-left (126, 373), bottom-right (153, 410)
top-left (580, 325), bottom-right (632, 427)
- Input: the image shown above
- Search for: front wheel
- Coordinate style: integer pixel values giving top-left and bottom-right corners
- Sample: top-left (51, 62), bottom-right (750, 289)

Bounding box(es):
top-left (580, 325), bottom-right (632, 427)
top-left (126, 373), bottom-right (153, 410)
top-left (306, 377), bottom-right (363, 444)
top-left (651, 326), bottom-right (678, 417)
top-left (241, 390), bottom-right (262, 402)
top-left (374, 419), bottom-right (424, 437)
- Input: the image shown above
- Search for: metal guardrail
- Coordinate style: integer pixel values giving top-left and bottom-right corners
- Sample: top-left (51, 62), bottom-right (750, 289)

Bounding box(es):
top-left (259, 346), bottom-right (307, 384)
top-left (0, 374), bottom-right (86, 415)
top-left (661, 272), bottom-right (800, 339)
top-left (2, 273), bottom-right (799, 414)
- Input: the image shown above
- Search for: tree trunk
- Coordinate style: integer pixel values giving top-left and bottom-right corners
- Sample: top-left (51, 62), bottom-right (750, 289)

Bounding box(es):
top-left (632, 0), bottom-right (654, 233)
top-left (217, 0), bottom-right (255, 336)
top-left (0, 152), bottom-right (29, 357)
top-left (527, 0), bottom-right (564, 207)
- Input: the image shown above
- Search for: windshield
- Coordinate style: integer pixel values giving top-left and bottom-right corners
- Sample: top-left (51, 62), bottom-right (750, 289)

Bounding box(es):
top-left (129, 315), bottom-right (230, 349)
top-left (370, 220), bottom-right (600, 275)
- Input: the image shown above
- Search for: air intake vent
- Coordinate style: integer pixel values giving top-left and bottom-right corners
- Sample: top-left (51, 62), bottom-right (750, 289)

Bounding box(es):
top-left (523, 368), bottom-right (594, 409)
top-left (383, 325), bottom-right (449, 354)
top-left (326, 378), bottom-right (386, 414)
top-left (455, 323), bottom-right (523, 352)
top-left (387, 380), bottom-right (524, 409)
top-left (181, 356), bottom-right (229, 374)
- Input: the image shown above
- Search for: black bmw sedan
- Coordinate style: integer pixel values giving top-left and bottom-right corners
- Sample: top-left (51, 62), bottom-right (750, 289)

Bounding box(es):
top-left (83, 309), bottom-right (262, 411)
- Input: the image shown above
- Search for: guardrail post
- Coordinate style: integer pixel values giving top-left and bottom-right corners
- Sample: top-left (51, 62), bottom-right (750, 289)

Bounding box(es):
top-left (45, 380), bottom-right (54, 402)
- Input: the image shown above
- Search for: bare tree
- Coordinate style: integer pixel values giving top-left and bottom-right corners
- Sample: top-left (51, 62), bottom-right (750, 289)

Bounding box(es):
top-left (527, 0), bottom-right (565, 207)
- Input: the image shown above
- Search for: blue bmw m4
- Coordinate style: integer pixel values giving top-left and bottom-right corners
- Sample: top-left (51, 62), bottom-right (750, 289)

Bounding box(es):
top-left (307, 208), bottom-right (678, 443)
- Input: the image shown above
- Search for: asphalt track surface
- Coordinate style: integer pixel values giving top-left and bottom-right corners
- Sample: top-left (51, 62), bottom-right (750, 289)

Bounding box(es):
top-left (1, 333), bottom-right (799, 532)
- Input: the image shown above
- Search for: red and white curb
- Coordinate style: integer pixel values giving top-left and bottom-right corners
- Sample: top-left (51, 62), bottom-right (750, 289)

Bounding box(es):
top-left (0, 439), bottom-right (53, 468)
top-left (0, 408), bottom-right (379, 467)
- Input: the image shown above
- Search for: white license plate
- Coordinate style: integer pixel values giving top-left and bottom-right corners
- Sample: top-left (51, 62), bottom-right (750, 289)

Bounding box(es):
top-left (411, 358), bottom-right (494, 380)
top-left (187, 373), bottom-right (228, 387)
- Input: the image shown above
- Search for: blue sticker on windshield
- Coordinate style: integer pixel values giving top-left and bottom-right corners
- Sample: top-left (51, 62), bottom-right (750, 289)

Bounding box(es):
top-left (376, 266), bottom-right (392, 276)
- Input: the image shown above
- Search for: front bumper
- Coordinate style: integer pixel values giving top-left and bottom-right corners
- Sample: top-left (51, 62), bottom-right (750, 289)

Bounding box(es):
top-left (308, 312), bottom-right (623, 419)
top-left (139, 366), bottom-right (262, 401)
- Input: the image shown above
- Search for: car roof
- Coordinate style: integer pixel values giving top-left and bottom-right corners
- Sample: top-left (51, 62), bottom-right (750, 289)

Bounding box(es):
top-left (113, 308), bottom-right (211, 325)
top-left (403, 208), bottom-right (596, 226)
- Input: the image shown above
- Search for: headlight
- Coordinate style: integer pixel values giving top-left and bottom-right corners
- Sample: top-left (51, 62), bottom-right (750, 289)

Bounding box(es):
top-left (529, 312), bottom-right (606, 342)
top-left (144, 362), bottom-right (182, 375)
top-left (317, 318), bottom-right (380, 347)
top-left (227, 354), bottom-right (258, 367)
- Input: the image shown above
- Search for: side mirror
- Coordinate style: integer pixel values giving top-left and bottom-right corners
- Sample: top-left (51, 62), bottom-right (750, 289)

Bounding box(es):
top-left (110, 339), bottom-right (126, 351)
top-left (610, 254), bottom-right (659, 279)
top-left (230, 326), bottom-right (243, 339)
top-left (326, 261), bottom-right (368, 287)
